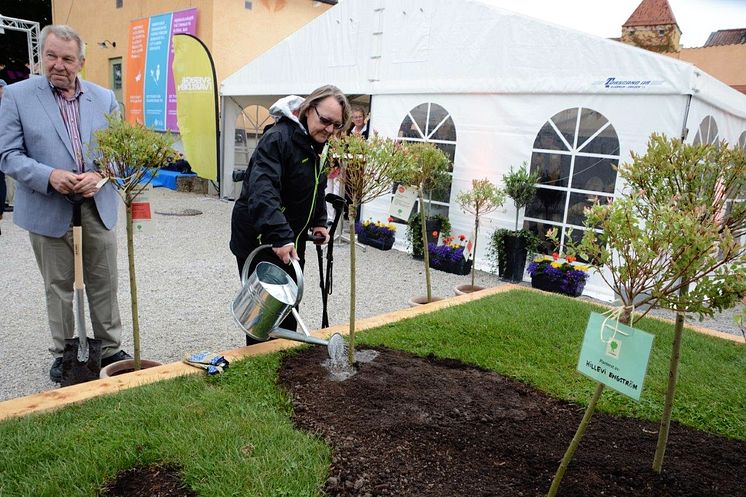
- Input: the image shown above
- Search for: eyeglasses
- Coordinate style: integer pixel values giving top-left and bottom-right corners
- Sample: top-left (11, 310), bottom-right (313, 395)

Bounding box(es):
top-left (313, 106), bottom-right (345, 130)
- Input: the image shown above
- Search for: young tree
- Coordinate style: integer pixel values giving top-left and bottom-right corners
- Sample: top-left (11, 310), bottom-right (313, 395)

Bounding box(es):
top-left (393, 143), bottom-right (451, 302)
top-left (548, 135), bottom-right (746, 495)
top-left (328, 134), bottom-right (411, 364)
top-left (93, 116), bottom-right (178, 370)
top-left (455, 178), bottom-right (505, 288)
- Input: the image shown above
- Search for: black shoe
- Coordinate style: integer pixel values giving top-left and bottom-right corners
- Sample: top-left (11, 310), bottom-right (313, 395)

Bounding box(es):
top-left (3, 205), bottom-right (12, 213)
top-left (50, 357), bottom-right (63, 383)
top-left (101, 350), bottom-right (133, 367)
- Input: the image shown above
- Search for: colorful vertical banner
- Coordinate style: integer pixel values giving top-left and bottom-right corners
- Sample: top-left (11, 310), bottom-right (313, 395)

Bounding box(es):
top-left (125, 9), bottom-right (197, 131)
top-left (172, 34), bottom-right (219, 181)
top-left (166, 8), bottom-right (198, 130)
top-left (143, 12), bottom-right (172, 130)
top-left (125, 17), bottom-right (149, 124)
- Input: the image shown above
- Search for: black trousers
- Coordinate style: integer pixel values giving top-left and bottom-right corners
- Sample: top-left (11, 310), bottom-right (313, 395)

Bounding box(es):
top-left (235, 245), bottom-right (306, 346)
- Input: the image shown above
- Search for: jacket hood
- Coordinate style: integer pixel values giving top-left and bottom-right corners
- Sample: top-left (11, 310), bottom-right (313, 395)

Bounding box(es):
top-left (268, 95), bottom-right (307, 134)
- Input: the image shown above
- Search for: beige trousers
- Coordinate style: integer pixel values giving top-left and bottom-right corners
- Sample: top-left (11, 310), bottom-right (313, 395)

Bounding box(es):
top-left (30, 200), bottom-right (122, 358)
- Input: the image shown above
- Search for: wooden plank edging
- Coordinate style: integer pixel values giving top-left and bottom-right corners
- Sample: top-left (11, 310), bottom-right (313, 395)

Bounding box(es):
top-left (1, 284), bottom-right (740, 422)
top-left (0, 285), bottom-right (513, 421)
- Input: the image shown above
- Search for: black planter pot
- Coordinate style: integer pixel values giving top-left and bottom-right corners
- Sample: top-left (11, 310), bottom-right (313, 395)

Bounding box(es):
top-left (411, 219), bottom-right (442, 258)
top-left (358, 231), bottom-right (394, 250)
top-left (430, 257), bottom-right (472, 276)
top-left (425, 220), bottom-right (441, 246)
top-left (530, 272), bottom-right (586, 297)
top-left (498, 233), bottom-right (528, 283)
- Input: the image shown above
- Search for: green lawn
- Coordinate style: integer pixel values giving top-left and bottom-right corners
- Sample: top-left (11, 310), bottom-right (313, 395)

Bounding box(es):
top-left (0, 289), bottom-right (743, 496)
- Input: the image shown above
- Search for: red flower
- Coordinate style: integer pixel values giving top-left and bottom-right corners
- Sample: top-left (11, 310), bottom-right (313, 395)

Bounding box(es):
top-left (458, 234), bottom-right (466, 241)
top-left (552, 252), bottom-right (560, 260)
top-left (432, 231), bottom-right (439, 238)
top-left (387, 216), bottom-right (394, 222)
top-left (566, 255), bottom-right (576, 263)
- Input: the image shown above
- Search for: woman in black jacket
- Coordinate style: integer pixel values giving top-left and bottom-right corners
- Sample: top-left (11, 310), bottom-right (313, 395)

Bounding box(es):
top-left (230, 85), bottom-right (350, 338)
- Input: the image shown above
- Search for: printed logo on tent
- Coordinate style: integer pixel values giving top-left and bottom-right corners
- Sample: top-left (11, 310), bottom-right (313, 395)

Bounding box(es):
top-left (593, 77), bottom-right (664, 89)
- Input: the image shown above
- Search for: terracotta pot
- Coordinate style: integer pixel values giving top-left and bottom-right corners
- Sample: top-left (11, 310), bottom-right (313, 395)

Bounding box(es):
top-left (99, 359), bottom-right (163, 378)
top-left (408, 296), bottom-right (445, 307)
top-left (453, 284), bottom-right (485, 296)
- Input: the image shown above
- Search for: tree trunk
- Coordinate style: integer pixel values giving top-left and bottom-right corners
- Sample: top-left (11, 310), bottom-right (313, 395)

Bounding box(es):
top-left (547, 310), bottom-right (632, 496)
top-left (418, 190), bottom-right (432, 302)
top-left (125, 198), bottom-right (141, 370)
top-left (652, 284), bottom-right (688, 473)
top-left (347, 205), bottom-right (358, 365)
top-left (471, 217), bottom-right (479, 288)
top-left (547, 382), bottom-right (605, 497)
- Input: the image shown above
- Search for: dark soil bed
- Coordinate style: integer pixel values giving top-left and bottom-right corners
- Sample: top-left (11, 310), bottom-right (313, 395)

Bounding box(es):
top-left (100, 463), bottom-right (197, 497)
top-left (278, 346), bottom-right (746, 497)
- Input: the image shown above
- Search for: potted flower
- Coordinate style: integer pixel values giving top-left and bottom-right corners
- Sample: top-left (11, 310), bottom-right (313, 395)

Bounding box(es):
top-left (526, 252), bottom-right (590, 297)
top-left (356, 217), bottom-right (396, 250)
top-left (393, 142), bottom-right (452, 304)
top-left (406, 212), bottom-right (451, 259)
top-left (428, 234), bottom-right (472, 276)
top-left (455, 178), bottom-right (505, 294)
top-left (93, 115), bottom-right (178, 372)
top-left (492, 163), bottom-right (540, 282)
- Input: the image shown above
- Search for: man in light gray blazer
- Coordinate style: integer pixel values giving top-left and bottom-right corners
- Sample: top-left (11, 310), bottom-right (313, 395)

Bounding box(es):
top-left (0, 25), bottom-right (131, 383)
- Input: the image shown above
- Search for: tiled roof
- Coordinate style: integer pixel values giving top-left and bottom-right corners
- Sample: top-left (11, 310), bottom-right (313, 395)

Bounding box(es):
top-left (704, 29), bottom-right (746, 47)
top-left (623, 0), bottom-right (678, 28)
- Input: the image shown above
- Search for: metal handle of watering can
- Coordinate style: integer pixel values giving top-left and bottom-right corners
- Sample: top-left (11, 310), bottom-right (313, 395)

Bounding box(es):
top-left (241, 244), bottom-right (304, 307)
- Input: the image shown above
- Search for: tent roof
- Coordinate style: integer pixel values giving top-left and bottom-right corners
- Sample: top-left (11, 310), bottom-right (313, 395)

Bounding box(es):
top-left (221, 0), bottom-right (746, 118)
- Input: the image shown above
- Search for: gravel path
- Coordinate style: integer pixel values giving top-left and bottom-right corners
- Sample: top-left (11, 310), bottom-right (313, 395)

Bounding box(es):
top-left (0, 189), bottom-right (742, 402)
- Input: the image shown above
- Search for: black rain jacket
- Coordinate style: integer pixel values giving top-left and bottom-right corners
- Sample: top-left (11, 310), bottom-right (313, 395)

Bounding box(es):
top-left (230, 116), bottom-right (327, 261)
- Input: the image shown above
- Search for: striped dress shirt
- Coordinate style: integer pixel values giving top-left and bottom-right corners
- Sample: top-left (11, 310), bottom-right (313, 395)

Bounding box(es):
top-left (50, 79), bottom-right (85, 173)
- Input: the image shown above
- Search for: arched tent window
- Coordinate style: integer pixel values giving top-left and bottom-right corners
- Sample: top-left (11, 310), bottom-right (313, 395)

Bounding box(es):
top-left (235, 105), bottom-right (272, 167)
top-left (524, 107), bottom-right (620, 255)
top-left (395, 102), bottom-right (456, 219)
top-left (692, 116), bottom-right (719, 145)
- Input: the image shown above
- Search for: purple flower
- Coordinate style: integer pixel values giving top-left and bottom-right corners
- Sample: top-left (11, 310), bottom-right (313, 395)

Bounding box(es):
top-left (527, 258), bottom-right (590, 295)
top-left (428, 242), bottom-right (465, 269)
top-left (356, 221), bottom-right (396, 241)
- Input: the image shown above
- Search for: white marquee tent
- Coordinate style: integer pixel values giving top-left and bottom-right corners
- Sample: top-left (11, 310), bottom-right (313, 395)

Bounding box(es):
top-left (219, 0), bottom-right (746, 300)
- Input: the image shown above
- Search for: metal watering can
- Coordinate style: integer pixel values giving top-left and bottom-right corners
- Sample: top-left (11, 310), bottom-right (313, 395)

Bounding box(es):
top-left (231, 245), bottom-right (345, 358)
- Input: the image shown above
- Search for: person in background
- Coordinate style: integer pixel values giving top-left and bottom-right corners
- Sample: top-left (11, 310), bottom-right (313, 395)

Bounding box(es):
top-left (0, 25), bottom-right (130, 382)
top-left (348, 105), bottom-right (369, 139)
top-left (230, 85), bottom-right (350, 343)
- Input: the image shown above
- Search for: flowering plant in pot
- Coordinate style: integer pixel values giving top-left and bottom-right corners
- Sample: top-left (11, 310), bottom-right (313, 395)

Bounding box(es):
top-left (428, 234), bottom-right (471, 276)
top-left (526, 252), bottom-right (589, 297)
top-left (356, 217), bottom-right (396, 250)
top-left (455, 178), bottom-right (505, 293)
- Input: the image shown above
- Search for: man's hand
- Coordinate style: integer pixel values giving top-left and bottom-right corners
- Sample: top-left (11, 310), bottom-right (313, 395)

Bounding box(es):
top-left (311, 226), bottom-right (329, 244)
top-left (273, 244), bottom-right (299, 265)
top-left (49, 169), bottom-right (80, 194)
top-left (72, 172), bottom-right (104, 198)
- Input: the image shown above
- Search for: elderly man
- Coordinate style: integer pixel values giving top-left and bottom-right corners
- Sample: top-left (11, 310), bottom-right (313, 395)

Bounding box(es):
top-left (0, 25), bottom-right (130, 383)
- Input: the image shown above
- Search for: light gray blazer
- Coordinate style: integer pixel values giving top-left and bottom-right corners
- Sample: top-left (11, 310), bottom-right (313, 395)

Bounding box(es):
top-left (0, 77), bottom-right (119, 238)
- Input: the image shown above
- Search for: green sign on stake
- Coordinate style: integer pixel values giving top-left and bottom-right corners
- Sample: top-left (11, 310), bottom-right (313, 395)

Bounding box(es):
top-left (577, 312), bottom-right (655, 401)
